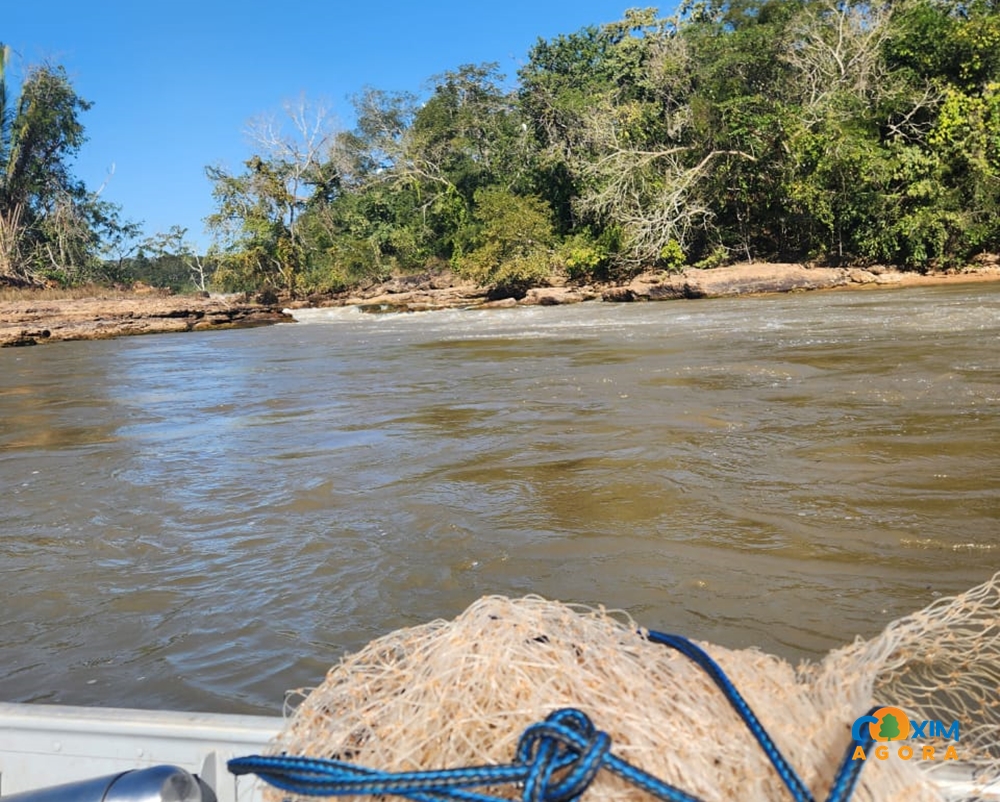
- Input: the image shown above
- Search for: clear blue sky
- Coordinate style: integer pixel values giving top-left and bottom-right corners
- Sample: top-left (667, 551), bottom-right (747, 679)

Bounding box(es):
top-left (5, 1), bottom-right (652, 252)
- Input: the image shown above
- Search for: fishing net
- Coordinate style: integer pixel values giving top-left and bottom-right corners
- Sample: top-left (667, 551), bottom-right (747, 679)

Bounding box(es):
top-left (267, 573), bottom-right (1000, 801)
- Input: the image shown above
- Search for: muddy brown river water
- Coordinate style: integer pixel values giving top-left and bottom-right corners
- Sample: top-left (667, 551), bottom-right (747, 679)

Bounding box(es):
top-left (1, 283), bottom-right (998, 713)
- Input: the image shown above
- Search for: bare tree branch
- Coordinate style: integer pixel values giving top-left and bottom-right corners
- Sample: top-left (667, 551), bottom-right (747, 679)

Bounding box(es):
top-left (783, 0), bottom-right (894, 123)
top-left (573, 100), bottom-right (755, 266)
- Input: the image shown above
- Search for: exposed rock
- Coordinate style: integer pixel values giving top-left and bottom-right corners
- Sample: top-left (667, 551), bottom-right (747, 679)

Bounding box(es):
top-left (0, 295), bottom-right (293, 347)
top-left (847, 268), bottom-right (879, 283)
top-left (130, 281), bottom-right (168, 295)
top-left (356, 295), bottom-right (412, 310)
top-left (479, 297), bottom-right (518, 309)
top-left (522, 287), bottom-right (596, 306)
top-left (4, 328), bottom-right (50, 346)
top-left (671, 264), bottom-right (848, 298)
top-left (598, 263), bottom-right (970, 302)
top-left (602, 287), bottom-right (641, 302)
top-left (317, 269), bottom-right (485, 310)
top-left (341, 282), bottom-right (489, 313)
top-left (6, 260), bottom-right (997, 347)
top-left (646, 278), bottom-right (688, 300)
top-left (306, 261), bottom-right (1000, 315)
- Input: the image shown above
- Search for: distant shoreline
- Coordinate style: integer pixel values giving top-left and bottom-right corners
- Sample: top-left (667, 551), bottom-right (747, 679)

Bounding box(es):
top-left (2, 262), bottom-right (999, 347)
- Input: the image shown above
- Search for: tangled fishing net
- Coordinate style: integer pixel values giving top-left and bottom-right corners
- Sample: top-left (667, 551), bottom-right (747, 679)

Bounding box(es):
top-left (266, 573), bottom-right (1000, 801)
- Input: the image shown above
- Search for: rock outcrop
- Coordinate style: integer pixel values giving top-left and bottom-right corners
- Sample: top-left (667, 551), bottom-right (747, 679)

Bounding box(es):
top-left (604, 264), bottom-right (849, 302)
top-left (0, 295), bottom-right (293, 347)
top-left (3, 261), bottom-right (997, 346)
top-left (521, 286), bottom-right (600, 306)
top-left (287, 271), bottom-right (489, 313)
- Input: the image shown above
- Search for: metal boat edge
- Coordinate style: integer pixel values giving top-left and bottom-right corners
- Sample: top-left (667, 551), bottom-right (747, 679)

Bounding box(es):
top-left (0, 702), bottom-right (282, 801)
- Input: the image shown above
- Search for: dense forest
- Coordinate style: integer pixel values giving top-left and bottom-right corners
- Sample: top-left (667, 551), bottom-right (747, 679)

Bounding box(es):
top-left (3, 0), bottom-right (1000, 295)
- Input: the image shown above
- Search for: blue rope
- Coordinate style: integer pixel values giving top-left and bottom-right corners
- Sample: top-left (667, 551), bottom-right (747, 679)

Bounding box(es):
top-left (230, 709), bottom-right (701, 802)
top-left (645, 630), bottom-right (813, 800)
top-left (229, 633), bottom-right (872, 801)
top-left (825, 707), bottom-right (877, 802)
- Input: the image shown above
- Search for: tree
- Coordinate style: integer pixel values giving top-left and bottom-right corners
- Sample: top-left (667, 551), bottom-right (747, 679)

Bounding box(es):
top-left (201, 0), bottom-right (1000, 292)
top-left (337, 87), bottom-right (418, 186)
top-left (456, 187), bottom-right (556, 296)
top-left (574, 106), bottom-right (747, 268)
top-left (322, 88), bottom-right (444, 274)
top-left (207, 95), bottom-right (341, 293)
top-left (408, 63), bottom-right (529, 200)
top-left (143, 225), bottom-right (215, 291)
top-left (328, 65), bottom-right (535, 271)
top-left (0, 44), bottom-right (131, 284)
top-left (517, 8), bottom-right (772, 269)
top-left (519, 9), bottom-right (681, 234)
top-left (782, 0), bottom-right (893, 125)
top-left (98, 191), bottom-right (144, 283)
top-left (778, 0), bottom-right (1000, 265)
top-left (244, 95), bottom-right (340, 253)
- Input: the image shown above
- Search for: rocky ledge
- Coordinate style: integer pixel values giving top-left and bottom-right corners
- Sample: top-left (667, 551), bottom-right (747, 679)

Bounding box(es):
top-left (296, 260), bottom-right (1000, 314)
top-left (603, 263), bottom-right (888, 301)
top-left (0, 294), bottom-right (293, 347)
top-left (3, 260), bottom-right (998, 347)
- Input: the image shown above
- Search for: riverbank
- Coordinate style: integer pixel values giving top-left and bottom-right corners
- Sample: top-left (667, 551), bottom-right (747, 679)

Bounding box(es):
top-left (0, 292), bottom-right (293, 347)
top-left (294, 259), bottom-right (1000, 313)
top-left (2, 260), bottom-right (998, 346)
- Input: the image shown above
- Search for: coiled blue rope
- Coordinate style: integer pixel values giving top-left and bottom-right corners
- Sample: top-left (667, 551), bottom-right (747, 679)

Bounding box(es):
top-left (229, 632), bottom-right (875, 801)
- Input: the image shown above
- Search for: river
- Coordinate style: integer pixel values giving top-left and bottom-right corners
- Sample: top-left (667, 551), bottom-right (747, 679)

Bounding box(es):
top-left (1, 283), bottom-right (998, 714)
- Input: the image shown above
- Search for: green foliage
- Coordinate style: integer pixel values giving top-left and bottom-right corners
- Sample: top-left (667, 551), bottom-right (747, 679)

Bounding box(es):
top-left (658, 239), bottom-right (687, 271)
top-left (693, 244), bottom-right (730, 269)
top-left (557, 231), bottom-right (612, 281)
top-left (201, 0), bottom-right (1000, 292)
top-left (456, 187), bottom-right (556, 295)
top-left (205, 159), bottom-right (302, 293)
top-left (0, 46), bottom-right (135, 285)
top-left (10, 1), bottom-right (1000, 295)
top-left (931, 84), bottom-right (1000, 180)
top-left (131, 226), bottom-right (218, 291)
top-left (408, 63), bottom-right (532, 204)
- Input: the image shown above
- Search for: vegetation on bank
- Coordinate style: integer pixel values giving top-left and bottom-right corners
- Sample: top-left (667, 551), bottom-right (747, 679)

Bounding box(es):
top-left (2, 0), bottom-right (1000, 297)
top-left (0, 45), bottom-right (137, 287)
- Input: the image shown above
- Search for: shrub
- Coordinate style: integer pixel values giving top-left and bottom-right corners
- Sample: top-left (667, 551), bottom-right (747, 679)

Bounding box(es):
top-left (455, 188), bottom-right (557, 296)
top-left (557, 232), bottom-right (612, 281)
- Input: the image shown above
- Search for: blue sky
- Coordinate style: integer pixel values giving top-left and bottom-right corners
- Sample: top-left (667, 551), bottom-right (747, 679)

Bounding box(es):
top-left (5, 1), bottom-right (650, 252)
